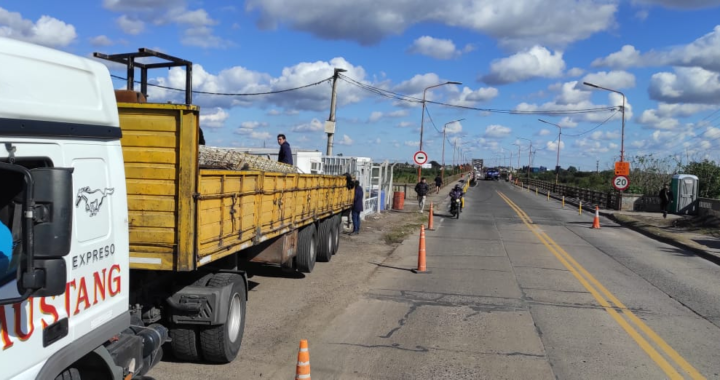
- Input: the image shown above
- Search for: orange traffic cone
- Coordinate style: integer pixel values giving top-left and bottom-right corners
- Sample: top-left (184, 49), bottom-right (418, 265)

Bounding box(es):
top-left (412, 225), bottom-right (431, 274)
top-left (296, 339), bottom-right (311, 380)
top-left (592, 206), bottom-right (601, 229)
top-left (427, 203), bottom-right (435, 230)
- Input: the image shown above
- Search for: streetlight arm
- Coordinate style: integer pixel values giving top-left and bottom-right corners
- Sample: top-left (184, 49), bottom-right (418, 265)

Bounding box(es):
top-left (583, 81), bottom-right (625, 97)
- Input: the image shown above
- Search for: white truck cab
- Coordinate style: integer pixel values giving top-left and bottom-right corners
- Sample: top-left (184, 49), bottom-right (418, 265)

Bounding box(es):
top-left (0, 37), bottom-right (165, 380)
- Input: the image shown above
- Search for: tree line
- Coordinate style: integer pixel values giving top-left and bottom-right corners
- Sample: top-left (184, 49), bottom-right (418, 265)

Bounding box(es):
top-left (524, 154), bottom-right (720, 199)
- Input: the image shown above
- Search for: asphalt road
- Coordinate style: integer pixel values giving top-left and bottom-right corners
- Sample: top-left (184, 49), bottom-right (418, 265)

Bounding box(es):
top-left (152, 179), bottom-right (720, 379)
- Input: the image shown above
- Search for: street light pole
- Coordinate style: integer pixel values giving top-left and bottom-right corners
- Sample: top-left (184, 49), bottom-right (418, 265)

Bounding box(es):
top-left (418, 80), bottom-right (462, 181)
top-left (517, 137), bottom-right (532, 183)
top-left (441, 118), bottom-right (464, 185)
top-left (539, 119), bottom-right (563, 185)
top-left (583, 81), bottom-right (626, 162)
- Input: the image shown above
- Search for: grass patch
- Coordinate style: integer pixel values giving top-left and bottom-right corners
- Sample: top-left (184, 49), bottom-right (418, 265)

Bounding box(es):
top-left (382, 215), bottom-right (428, 245)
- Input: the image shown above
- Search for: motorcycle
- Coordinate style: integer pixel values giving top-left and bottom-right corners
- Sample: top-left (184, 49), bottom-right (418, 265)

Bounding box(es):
top-left (449, 197), bottom-right (462, 219)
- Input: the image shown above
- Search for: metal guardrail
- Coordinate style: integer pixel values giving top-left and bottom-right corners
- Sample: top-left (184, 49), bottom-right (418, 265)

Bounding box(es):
top-left (517, 178), bottom-right (621, 210)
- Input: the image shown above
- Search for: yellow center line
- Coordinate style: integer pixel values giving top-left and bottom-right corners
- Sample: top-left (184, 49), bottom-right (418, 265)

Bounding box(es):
top-left (496, 190), bottom-right (703, 379)
top-left (499, 192), bottom-right (705, 380)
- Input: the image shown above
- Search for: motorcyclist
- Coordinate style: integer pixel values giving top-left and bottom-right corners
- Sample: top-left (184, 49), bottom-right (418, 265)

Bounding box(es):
top-left (449, 184), bottom-right (465, 213)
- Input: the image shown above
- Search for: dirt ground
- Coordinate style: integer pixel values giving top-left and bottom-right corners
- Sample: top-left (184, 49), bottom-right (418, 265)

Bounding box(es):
top-left (150, 208), bottom-right (428, 380)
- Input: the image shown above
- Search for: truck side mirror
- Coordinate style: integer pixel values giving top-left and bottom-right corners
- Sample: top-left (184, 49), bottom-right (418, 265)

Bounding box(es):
top-left (31, 168), bottom-right (73, 258)
top-left (0, 164), bottom-right (73, 305)
top-left (28, 167), bottom-right (73, 298)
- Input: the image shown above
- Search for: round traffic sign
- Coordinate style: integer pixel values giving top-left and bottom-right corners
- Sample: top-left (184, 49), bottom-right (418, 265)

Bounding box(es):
top-left (413, 150), bottom-right (428, 165)
top-left (613, 175), bottom-right (630, 191)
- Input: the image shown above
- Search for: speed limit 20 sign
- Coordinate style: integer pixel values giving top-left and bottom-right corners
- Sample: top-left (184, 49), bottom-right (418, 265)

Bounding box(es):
top-left (613, 175), bottom-right (630, 191)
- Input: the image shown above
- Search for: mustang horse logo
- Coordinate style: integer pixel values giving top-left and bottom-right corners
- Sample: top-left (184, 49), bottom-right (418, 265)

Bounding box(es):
top-left (75, 186), bottom-right (115, 217)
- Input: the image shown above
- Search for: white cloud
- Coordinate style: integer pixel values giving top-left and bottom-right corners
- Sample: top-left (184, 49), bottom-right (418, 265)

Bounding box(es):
top-left (592, 45), bottom-right (643, 68)
top-left (0, 7), bottom-right (77, 47)
top-left (234, 127), bottom-right (272, 140)
top-left (482, 46), bottom-right (565, 85)
top-left (593, 26), bottom-right (720, 72)
top-left (369, 110), bottom-right (408, 122)
top-left (484, 125), bottom-right (512, 138)
top-left (182, 26), bottom-right (233, 48)
top-left (146, 57), bottom-right (371, 111)
top-left (249, 131), bottom-right (272, 140)
top-left (105, 1), bottom-right (227, 47)
top-left (537, 129), bottom-right (552, 136)
top-left (117, 15), bottom-right (145, 35)
top-left (635, 9), bottom-right (650, 20)
top-left (404, 141), bottom-right (420, 147)
top-left (407, 36), bottom-right (466, 60)
top-left (444, 121), bottom-right (463, 135)
top-left (240, 121), bottom-right (268, 129)
top-left (546, 140), bottom-right (565, 151)
top-left (89, 35), bottom-right (115, 46)
top-left (200, 107), bottom-right (229, 128)
top-left (637, 109), bottom-right (680, 130)
top-left (567, 67), bottom-right (585, 77)
top-left (246, 0), bottom-right (617, 49)
top-left (581, 70), bottom-right (636, 90)
top-left (558, 117), bottom-right (578, 128)
top-left (369, 111), bottom-right (384, 122)
top-left (397, 121), bottom-right (414, 128)
top-left (589, 131), bottom-right (621, 140)
top-left (291, 118), bottom-right (324, 133)
top-left (447, 86), bottom-right (499, 106)
top-left (516, 79), bottom-right (633, 123)
top-left (336, 134), bottom-right (353, 146)
top-left (648, 67), bottom-right (720, 104)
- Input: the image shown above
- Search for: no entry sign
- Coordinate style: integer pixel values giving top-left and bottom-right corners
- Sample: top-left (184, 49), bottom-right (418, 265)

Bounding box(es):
top-left (413, 151), bottom-right (428, 165)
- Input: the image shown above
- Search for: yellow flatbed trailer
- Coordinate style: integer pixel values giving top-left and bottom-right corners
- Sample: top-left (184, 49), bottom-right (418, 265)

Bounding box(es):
top-left (118, 103), bottom-right (353, 272)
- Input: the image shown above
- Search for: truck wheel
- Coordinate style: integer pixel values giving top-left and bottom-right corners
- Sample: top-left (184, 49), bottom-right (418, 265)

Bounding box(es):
top-left (199, 273), bottom-right (246, 363)
top-left (316, 219), bottom-right (333, 263)
top-left (296, 224), bottom-right (317, 273)
top-left (54, 368), bottom-right (81, 380)
top-left (332, 215), bottom-right (341, 255)
top-left (169, 327), bottom-right (201, 362)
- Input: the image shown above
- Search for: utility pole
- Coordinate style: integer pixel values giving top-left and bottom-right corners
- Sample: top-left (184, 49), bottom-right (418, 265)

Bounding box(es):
top-left (596, 160), bottom-right (599, 174)
top-left (326, 68), bottom-right (346, 156)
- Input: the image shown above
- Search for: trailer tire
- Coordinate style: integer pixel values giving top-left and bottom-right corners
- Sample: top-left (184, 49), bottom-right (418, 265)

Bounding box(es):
top-left (296, 224), bottom-right (317, 273)
top-left (199, 273), bottom-right (246, 363)
top-left (316, 219), bottom-right (333, 263)
top-left (54, 368), bottom-right (81, 380)
top-left (332, 215), bottom-right (341, 255)
top-left (170, 327), bottom-right (201, 362)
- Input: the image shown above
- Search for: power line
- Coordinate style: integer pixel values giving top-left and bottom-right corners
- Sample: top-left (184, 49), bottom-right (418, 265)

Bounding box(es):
top-left (563, 111), bottom-right (620, 137)
top-left (110, 74), bottom-right (333, 96)
top-left (337, 74), bottom-right (618, 116)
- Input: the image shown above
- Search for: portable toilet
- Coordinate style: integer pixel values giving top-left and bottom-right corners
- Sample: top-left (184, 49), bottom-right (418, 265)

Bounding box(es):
top-left (670, 174), bottom-right (699, 215)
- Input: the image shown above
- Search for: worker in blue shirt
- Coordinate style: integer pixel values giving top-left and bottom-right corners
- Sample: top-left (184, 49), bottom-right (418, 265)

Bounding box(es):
top-left (277, 134), bottom-right (293, 165)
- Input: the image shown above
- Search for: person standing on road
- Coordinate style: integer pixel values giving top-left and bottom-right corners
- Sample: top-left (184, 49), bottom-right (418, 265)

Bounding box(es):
top-left (277, 134), bottom-right (293, 165)
top-left (659, 183), bottom-right (673, 218)
top-left (434, 175), bottom-right (442, 194)
top-left (351, 180), bottom-right (363, 235)
top-left (415, 177), bottom-right (429, 213)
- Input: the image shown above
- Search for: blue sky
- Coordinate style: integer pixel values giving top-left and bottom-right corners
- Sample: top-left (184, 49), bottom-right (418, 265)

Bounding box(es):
top-left (4, 0), bottom-right (720, 171)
